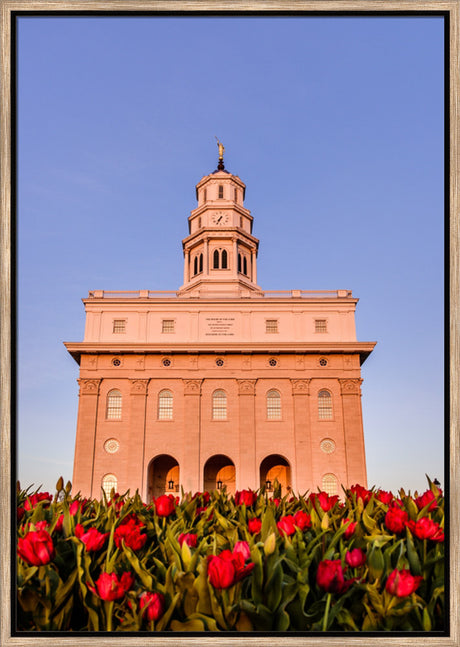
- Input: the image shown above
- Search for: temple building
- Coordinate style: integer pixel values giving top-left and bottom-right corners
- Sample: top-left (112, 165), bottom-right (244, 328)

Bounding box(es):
top-left (65, 144), bottom-right (375, 500)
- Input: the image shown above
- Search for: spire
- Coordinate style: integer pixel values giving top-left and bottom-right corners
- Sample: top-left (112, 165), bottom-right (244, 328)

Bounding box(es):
top-left (215, 136), bottom-right (225, 170)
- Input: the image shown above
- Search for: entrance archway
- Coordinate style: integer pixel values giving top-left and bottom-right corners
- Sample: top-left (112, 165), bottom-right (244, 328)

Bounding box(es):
top-left (260, 454), bottom-right (291, 495)
top-left (147, 454), bottom-right (179, 501)
top-left (203, 454), bottom-right (236, 495)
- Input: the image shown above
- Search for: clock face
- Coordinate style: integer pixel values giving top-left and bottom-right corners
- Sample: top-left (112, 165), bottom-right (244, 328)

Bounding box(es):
top-left (211, 212), bottom-right (229, 226)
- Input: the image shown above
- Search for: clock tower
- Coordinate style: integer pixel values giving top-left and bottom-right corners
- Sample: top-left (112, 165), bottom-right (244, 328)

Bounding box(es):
top-left (179, 144), bottom-right (262, 296)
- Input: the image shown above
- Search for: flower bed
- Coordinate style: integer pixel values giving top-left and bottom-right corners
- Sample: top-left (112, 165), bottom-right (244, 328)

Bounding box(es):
top-left (16, 478), bottom-right (444, 632)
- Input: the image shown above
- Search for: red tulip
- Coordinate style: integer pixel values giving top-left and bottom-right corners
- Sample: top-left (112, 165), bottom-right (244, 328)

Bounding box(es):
top-left (376, 489), bottom-right (394, 505)
top-left (385, 568), bottom-right (423, 597)
top-left (24, 492), bottom-right (52, 511)
top-left (18, 530), bottom-right (55, 566)
top-left (88, 571), bottom-right (134, 601)
top-left (406, 517), bottom-right (444, 542)
top-left (349, 484), bottom-right (372, 504)
top-left (248, 517), bottom-right (262, 534)
top-left (310, 491), bottom-right (339, 512)
top-left (139, 591), bottom-right (165, 622)
top-left (114, 519), bottom-right (147, 551)
top-left (235, 489), bottom-right (257, 506)
top-left (277, 515), bottom-right (296, 536)
top-left (233, 540), bottom-right (251, 562)
top-left (341, 518), bottom-right (357, 539)
top-left (294, 510), bottom-right (311, 531)
top-left (231, 549), bottom-right (255, 582)
top-left (75, 524), bottom-right (109, 551)
top-left (345, 548), bottom-right (367, 568)
top-left (316, 559), bottom-right (351, 594)
top-left (207, 553), bottom-right (236, 589)
top-left (155, 495), bottom-right (176, 517)
top-left (415, 489), bottom-right (440, 512)
top-left (178, 532), bottom-right (198, 548)
top-left (385, 505), bottom-right (409, 534)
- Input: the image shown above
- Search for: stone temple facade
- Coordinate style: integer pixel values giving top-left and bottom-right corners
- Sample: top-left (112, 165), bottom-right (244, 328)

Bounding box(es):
top-left (65, 149), bottom-right (375, 501)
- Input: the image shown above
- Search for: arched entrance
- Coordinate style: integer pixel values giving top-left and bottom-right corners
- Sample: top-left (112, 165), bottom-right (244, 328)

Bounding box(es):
top-left (260, 454), bottom-right (292, 495)
top-left (203, 454), bottom-right (236, 495)
top-left (147, 454), bottom-right (179, 501)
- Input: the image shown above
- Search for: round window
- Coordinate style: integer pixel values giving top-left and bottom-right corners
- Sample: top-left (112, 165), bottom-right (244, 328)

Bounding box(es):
top-left (216, 358), bottom-right (224, 367)
top-left (320, 439), bottom-right (336, 454)
top-left (319, 358), bottom-right (328, 367)
top-left (268, 358), bottom-right (278, 367)
top-left (112, 358), bottom-right (121, 367)
top-left (104, 438), bottom-right (120, 454)
top-left (162, 358), bottom-right (171, 367)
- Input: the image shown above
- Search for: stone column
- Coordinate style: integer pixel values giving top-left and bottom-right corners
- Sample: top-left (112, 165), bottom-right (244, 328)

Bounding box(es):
top-left (128, 379), bottom-right (149, 499)
top-left (183, 249), bottom-right (190, 284)
top-left (291, 379), bottom-right (312, 494)
top-left (182, 379), bottom-right (203, 493)
top-left (339, 379), bottom-right (367, 487)
top-left (73, 378), bottom-right (101, 498)
top-left (233, 237), bottom-right (238, 274)
top-left (237, 380), bottom-right (257, 490)
top-left (204, 238), bottom-right (209, 274)
top-left (251, 248), bottom-right (257, 284)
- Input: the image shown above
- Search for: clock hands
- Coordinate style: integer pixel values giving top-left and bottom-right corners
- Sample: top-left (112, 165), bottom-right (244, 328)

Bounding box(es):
top-left (217, 215), bottom-right (223, 224)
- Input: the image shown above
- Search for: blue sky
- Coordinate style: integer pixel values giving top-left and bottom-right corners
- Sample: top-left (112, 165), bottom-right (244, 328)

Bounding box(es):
top-left (17, 14), bottom-right (445, 496)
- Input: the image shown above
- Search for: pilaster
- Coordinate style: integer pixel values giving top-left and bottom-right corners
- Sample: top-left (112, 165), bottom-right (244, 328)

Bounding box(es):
top-left (339, 378), bottom-right (367, 487)
top-left (237, 379), bottom-right (257, 490)
top-left (182, 379), bottom-right (203, 493)
top-left (128, 379), bottom-right (149, 498)
top-left (291, 379), bottom-right (312, 493)
top-left (73, 379), bottom-right (102, 498)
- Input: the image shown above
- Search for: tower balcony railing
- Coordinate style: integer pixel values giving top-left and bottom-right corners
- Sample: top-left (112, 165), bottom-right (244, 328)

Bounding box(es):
top-left (87, 289), bottom-right (352, 299)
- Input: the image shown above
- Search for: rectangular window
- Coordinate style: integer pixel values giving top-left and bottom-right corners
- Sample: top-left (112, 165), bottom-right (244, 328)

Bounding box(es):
top-left (218, 185), bottom-right (224, 198)
top-left (162, 319), bottom-right (175, 333)
top-left (266, 319), bottom-right (278, 333)
top-left (315, 319), bottom-right (327, 333)
top-left (112, 319), bottom-right (126, 333)
top-left (234, 187), bottom-right (237, 201)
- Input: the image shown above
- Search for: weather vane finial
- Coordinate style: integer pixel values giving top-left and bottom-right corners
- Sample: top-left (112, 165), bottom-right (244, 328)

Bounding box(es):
top-left (215, 136), bottom-right (225, 170)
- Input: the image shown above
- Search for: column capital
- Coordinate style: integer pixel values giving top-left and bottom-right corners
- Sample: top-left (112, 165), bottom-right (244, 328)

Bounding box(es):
top-left (130, 379), bottom-right (149, 395)
top-left (237, 379), bottom-right (257, 395)
top-left (290, 379), bottom-right (311, 395)
top-left (339, 378), bottom-right (363, 395)
top-left (183, 379), bottom-right (203, 395)
top-left (78, 378), bottom-right (102, 395)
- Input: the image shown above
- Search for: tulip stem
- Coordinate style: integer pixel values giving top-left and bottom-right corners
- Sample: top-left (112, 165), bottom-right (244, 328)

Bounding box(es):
top-left (323, 593), bottom-right (332, 632)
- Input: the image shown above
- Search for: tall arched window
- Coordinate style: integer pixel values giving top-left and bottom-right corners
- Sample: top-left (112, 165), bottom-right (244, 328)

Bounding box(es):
top-left (321, 473), bottom-right (338, 496)
top-left (106, 390), bottom-right (122, 420)
top-left (218, 185), bottom-right (224, 198)
top-left (193, 256), bottom-right (198, 275)
top-left (102, 474), bottom-right (118, 497)
top-left (243, 256), bottom-right (248, 275)
top-left (212, 390), bottom-right (227, 420)
top-left (158, 390), bottom-right (173, 420)
top-left (199, 253), bottom-right (203, 272)
top-left (318, 390), bottom-right (333, 420)
top-left (213, 249), bottom-right (220, 269)
top-left (267, 390), bottom-right (281, 420)
top-left (221, 249), bottom-right (228, 269)
top-left (238, 253), bottom-right (242, 272)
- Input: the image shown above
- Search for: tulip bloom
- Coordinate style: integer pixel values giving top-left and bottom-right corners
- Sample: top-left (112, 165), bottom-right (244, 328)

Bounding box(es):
top-left (349, 484), bottom-right (372, 504)
top-left (18, 529), bottom-right (55, 566)
top-left (406, 517), bottom-right (444, 542)
top-left (277, 515), bottom-right (296, 536)
top-left (294, 510), bottom-right (311, 531)
top-left (233, 540), bottom-right (251, 562)
top-left (140, 591), bottom-right (165, 622)
top-left (23, 492), bottom-right (52, 511)
top-left (75, 524), bottom-right (109, 552)
top-left (235, 490), bottom-right (257, 507)
top-left (178, 532), bottom-right (198, 548)
top-left (154, 495), bottom-right (176, 517)
top-left (385, 505), bottom-right (409, 534)
top-left (114, 520), bottom-right (147, 551)
top-left (247, 517), bottom-right (262, 534)
top-left (345, 548), bottom-right (367, 568)
top-left (207, 553), bottom-right (236, 589)
top-left (88, 571), bottom-right (134, 601)
top-left (415, 489), bottom-right (440, 512)
top-left (376, 489), bottom-right (394, 505)
top-left (310, 492), bottom-right (339, 512)
top-left (316, 559), bottom-right (351, 594)
top-left (385, 568), bottom-right (423, 597)
top-left (341, 518), bottom-right (357, 539)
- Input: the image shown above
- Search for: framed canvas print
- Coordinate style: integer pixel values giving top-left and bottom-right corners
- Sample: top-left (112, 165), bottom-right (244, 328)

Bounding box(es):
top-left (1, 1), bottom-right (458, 645)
